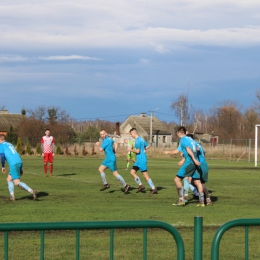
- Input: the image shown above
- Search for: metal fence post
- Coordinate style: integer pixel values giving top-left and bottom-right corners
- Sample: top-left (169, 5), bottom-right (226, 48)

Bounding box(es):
top-left (194, 216), bottom-right (203, 260)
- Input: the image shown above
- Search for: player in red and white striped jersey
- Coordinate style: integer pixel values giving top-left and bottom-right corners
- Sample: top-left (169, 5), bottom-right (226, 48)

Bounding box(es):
top-left (40, 129), bottom-right (55, 177)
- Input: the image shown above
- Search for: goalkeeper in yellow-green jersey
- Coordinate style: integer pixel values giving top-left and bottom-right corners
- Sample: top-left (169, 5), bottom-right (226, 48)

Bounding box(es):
top-left (124, 139), bottom-right (136, 170)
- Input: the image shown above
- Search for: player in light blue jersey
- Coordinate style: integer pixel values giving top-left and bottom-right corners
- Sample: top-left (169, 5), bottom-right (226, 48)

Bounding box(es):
top-left (186, 133), bottom-right (212, 206)
top-left (0, 134), bottom-right (37, 201)
top-left (96, 129), bottom-right (130, 194)
top-left (163, 126), bottom-right (204, 206)
top-left (128, 128), bottom-right (157, 194)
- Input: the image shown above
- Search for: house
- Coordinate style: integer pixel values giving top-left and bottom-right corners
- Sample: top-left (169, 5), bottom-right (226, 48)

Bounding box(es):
top-left (0, 110), bottom-right (25, 135)
top-left (118, 113), bottom-right (172, 147)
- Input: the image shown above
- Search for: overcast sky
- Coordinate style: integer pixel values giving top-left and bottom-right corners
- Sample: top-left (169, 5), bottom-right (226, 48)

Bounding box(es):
top-left (1, 0), bottom-right (260, 123)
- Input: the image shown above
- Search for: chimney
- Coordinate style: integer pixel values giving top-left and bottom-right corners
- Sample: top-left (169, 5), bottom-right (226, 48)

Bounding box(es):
top-left (140, 113), bottom-right (147, 117)
top-left (116, 122), bottom-right (120, 136)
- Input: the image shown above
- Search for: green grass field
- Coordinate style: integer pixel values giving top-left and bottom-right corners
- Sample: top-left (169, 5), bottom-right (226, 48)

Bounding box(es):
top-left (0, 155), bottom-right (260, 259)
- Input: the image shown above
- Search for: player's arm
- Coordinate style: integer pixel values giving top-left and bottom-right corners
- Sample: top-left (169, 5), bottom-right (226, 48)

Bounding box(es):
top-left (95, 141), bottom-right (104, 152)
top-left (40, 138), bottom-right (44, 157)
top-left (178, 157), bottom-right (185, 166)
top-left (52, 138), bottom-right (55, 156)
top-left (0, 153), bottom-right (6, 173)
top-left (114, 142), bottom-right (118, 153)
top-left (163, 149), bottom-right (179, 155)
top-left (186, 146), bottom-right (200, 166)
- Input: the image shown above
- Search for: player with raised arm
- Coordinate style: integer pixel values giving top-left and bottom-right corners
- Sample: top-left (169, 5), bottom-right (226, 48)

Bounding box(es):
top-left (41, 129), bottom-right (55, 177)
top-left (128, 128), bottom-right (158, 194)
top-left (96, 129), bottom-right (130, 194)
top-left (124, 138), bottom-right (136, 170)
top-left (0, 134), bottom-right (37, 201)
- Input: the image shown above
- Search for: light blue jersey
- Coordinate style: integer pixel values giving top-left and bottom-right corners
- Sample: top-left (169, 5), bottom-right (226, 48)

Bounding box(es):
top-left (0, 141), bottom-right (22, 167)
top-left (179, 136), bottom-right (197, 162)
top-left (135, 136), bottom-right (148, 163)
top-left (101, 137), bottom-right (116, 161)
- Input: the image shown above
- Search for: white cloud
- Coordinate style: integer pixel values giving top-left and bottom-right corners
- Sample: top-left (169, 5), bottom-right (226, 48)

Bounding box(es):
top-left (0, 0), bottom-right (260, 52)
top-left (0, 54), bottom-right (29, 62)
top-left (38, 55), bottom-right (101, 61)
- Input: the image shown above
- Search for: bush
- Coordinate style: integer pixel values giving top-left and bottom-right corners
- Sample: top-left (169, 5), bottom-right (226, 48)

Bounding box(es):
top-left (56, 145), bottom-right (62, 155)
top-left (36, 143), bottom-right (41, 155)
top-left (26, 143), bottom-right (32, 155)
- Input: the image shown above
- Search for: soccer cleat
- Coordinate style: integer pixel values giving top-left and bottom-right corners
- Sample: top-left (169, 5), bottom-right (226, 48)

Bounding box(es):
top-left (8, 194), bottom-right (15, 201)
top-left (172, 200), bottom-right (185, 206)
top-left (44, 174), bottom-right (47, 177)
top-left (184, 195), bottom-right (188, 202)
top-left (100, 184), bottom-right (110, 191)
top-left (150, 188), bottom-right (158, 194)
top-left (206, 199), bottom-right (213, 206)
top-left (124, 184), bottom-right (130, 194)
top-left (32, 190), bottom-right (38, 200)
top-left (136, 184), bottom-right (145, 193)
top-left (197, 201), bottom-right (205, 207)
top-left (50, 174), bottom-right (53, 177)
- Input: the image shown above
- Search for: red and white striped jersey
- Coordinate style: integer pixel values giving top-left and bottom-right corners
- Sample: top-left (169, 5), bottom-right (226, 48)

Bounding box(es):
top-left (41, 136), bottom-right (55, 153)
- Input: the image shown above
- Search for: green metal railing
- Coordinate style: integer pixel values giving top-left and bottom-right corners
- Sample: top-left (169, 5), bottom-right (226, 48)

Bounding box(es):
top-left (211, 218), bottom-right (260, 260)
top-left (0, 220), bottom-right (185, 260)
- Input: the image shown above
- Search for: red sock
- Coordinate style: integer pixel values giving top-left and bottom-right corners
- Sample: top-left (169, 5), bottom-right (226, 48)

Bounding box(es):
top-left (50, 164), bottom-right (53, 174)
top-left (44, 164), bottom-right (47, 174)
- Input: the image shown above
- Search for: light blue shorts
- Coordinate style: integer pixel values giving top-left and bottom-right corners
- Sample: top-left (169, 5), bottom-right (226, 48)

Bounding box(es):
top-left (133, 161), bottom-right (147, 172)
top-left (197, 162), bottom-right (209, 183)
top-left (9, 163), bottom-right (22, 180)
top-left (102, 159), bottom-right (117, 172)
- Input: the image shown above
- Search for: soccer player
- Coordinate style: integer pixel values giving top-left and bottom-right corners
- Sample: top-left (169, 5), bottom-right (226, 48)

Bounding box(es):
top-left (163, 126), bottom-right (205, 206)
top-left (186, 133), bottom-right (212, 206)
top-left (0, 134), bottom-right (37, 201)
top-left (128, 128), bottom-right (158, 194)
top-left (124, 138), bottom-right (136, 170)
top-left (41, 129), bottom-right (55, 177)
top-left (96, 129), bottom-right (130, 194)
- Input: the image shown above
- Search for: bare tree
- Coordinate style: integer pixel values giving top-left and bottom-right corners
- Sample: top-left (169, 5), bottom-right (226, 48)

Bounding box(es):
top-left (171, 94), bottom-right (190, 126)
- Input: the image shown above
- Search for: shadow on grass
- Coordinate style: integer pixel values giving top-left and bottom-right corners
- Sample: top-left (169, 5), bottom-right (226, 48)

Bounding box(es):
top-left (18, 191), bottom-right (49, 201)
top-left (57, 173), bottom-right (77, 176)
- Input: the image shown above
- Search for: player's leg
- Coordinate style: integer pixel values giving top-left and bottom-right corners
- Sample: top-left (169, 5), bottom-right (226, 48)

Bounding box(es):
top-left (192, 177), bottom-right (205, 207)
top-left (6, 174), bottom-right (15, 200)
top-left (183, 177), bottom-right (190, 200)
top-left (10, 164), bottom-right (37, 200)
top-left (98, 164), bottom-right (110, 191)
top-left (43, 153), bottom-right (48, 176)
top-left (125, 154), bottom-right (130, 170)
top-left (141, 168), bottom-right (157, 194)
top-left (112, 169), bottom-right (130, 194)
top-left (130, 165), bottom-right (145, 193)
top-left (172, 175), bottom-right (185, 206)
top-left (48, 153), bottom-right (54, 177)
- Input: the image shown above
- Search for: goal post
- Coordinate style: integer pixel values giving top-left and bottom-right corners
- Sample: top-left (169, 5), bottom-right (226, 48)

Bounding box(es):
top-left (255, 125), bottom-right (260, 166)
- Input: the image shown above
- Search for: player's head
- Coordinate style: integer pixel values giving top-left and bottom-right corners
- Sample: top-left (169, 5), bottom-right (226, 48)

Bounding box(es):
top-left (124, 139), bottom-right (128, 144)
top-left (129, 128), bottom-right (138, 138)
top-left (0, 134), bottom-right (6, 143)
top-left (186, 133), bottom-right (194, 139)
top-left (177, 126), bottom-right (186, 138)
top-left (100, 129), bottom-right (107, 139)
top-left (45, 129), bottom-right (51, 136)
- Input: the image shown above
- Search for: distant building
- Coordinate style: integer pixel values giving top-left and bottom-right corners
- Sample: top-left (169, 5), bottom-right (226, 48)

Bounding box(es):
top-left (0, 110), bottom-right (25, 135)
top-left (118, 113), bottom-right (172, 147)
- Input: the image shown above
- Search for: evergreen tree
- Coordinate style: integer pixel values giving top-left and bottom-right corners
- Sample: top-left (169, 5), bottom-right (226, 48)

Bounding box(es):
top-left (36, 143), bottom-right (42, 155)
top-left (16, 137), bottom-right (23, 155)
top-left (6, 126), bottom-right (18, 145)
top-left (26, 143), bottom-right (32, 155)
top-left (56, 145), bottom-right (62, 155)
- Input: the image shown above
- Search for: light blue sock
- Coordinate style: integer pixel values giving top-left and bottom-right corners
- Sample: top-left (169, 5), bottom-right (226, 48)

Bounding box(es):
top-left (189, 184), bottom-right (199, 196)
top-left (147, 179), bottom-right (155, 189)
top-left (8, 181), bottom-right (14, 194)
top-left (100, 172), bottom-right (107, 184)
top-left (199, 193), bottom-right (205, 203)
top-left (177, 187), bottom-right (184, 197)
top-left (134, 177), bottom-right (141, 185)
top-left (18, 182), bottom-right (31, 192)
top-left (116, 174), bottom-right (126, 187)
top-left (183, 178), bottom-right (190, 195)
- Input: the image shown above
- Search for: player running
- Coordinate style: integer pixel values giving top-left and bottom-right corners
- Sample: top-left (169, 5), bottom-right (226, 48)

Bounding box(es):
top-left (96, 129), bottom-right (130, 194)
top-left (0, 134), bottom-right (37, 201)
top-left (124, 139), bottom-right (136, 170)
top-left (128, 128), bottom-right (158, 194)
top-left (41, 129), bottom-right (55, 177)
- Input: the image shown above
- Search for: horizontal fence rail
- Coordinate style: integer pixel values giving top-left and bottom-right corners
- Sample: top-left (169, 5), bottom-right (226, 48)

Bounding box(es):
top-left (0, 220), bottom-right (185, 260)
top-left (211, 218), bottom-right (260, 260)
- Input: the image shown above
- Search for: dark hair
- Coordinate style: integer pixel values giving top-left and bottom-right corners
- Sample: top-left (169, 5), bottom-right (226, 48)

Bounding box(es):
top-left (177, 126), bottom-right (186, 135)
top-left (45, 129), bottom-right (50, 132)
top-left (129, 128), bottom-right (137, 133)
top-left (186, 133), bottom-right (194, 139)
